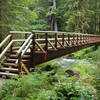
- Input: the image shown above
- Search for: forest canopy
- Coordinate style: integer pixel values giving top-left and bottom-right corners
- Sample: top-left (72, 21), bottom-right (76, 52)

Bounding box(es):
top-left (0, 0), bottom-right (100, 39)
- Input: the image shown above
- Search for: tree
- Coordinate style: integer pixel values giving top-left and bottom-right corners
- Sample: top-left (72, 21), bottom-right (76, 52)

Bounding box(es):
top-left (0, 0), bottom-right (37, 37)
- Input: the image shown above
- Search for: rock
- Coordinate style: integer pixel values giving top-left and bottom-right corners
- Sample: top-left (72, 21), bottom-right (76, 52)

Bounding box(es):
top-left (42, 65), bottom-right (54, 71)
top-left (66, 68), bottom-right (80, 77)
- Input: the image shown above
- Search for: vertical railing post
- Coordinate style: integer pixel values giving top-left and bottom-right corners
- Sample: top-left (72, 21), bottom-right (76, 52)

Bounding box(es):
top-left (45, 33), bottom-right (48, 51)
top-left (25, 34), bottom-right (28, 39)
top-left (68, 34), bottom-right (70, 46)
top-left (83, 35), bottom-right (85, 44)
top-left (80, 34), bottom-right (82, 44)
top-left (62, 33), bottom-right (65, 46)
top-left (73, 34), bottom-right (75, 46)
top-left (55, 33), bottom-right (57, 48)
top-left (32, 32), bottom-right (35, 54)
top-left (76, 34), bottom-right (79, 45)
top-left (10, 33), bottom-right (13, 53)
top-left (18, 53), bottom-right (22, 74)
top-left (37, 34), bottom-right (39, 39)
top-left (31, 32), bottom-right (35, 66)
top-left (85, 34), bottom-right (87, 44)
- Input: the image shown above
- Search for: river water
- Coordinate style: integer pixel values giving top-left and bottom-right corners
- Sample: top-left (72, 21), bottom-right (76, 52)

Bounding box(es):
top-left (52, 57), bottom-right (77, 68)
top-left (52, 56), bottom-right (93, 68)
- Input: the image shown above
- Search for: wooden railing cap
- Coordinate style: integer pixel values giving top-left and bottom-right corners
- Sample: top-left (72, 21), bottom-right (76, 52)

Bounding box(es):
top-left (32, 30), bottom-right (82, 35)
top-left (10, 31), bottom-right (31, 34)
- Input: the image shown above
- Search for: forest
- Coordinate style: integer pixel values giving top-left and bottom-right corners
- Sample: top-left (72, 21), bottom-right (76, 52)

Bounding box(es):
top-left (0, 0), bottom-right (100, 100)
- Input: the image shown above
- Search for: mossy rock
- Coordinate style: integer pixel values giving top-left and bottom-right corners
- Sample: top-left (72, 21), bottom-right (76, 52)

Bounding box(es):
top-left (66, 68), bottom-right (80, 77)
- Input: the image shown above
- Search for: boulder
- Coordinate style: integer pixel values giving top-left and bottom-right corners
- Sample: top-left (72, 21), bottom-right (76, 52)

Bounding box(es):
top-left (66, 68), bottom-right (80, 77)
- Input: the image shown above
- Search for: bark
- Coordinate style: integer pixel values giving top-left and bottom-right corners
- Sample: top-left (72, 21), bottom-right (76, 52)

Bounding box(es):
top-left (52, 0), bottom-right (58, 31)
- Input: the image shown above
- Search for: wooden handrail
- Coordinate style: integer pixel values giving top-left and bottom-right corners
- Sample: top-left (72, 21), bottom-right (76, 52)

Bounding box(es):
top-left (16, 40), bottom-right (32, 64)
top-left (10, 31), bottom-right (31, 34)
top-left (32, 30), bottom-right (81, 35)
top-left (0, 40), bottom-right (14, 59)
top-left (22, 40), bottom-right (32, 56)
top-left (0, 35), bottom-right (11, 48)
top-left (13, 39), bottom-right (26, 42)
top-left (17, 34), bottom-right (33, 55)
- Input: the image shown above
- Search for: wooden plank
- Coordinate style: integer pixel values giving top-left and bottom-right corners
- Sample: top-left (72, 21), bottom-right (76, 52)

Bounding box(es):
top-left (64, 39), bottom-right (71, 47)
top-left (2, 63), bottom-right (17, 67)
top-left (10, 31), bottom-right (31, 34)
top-left (22, 40), bottom-right (32, 56)
top-left (48, 40), bottom-right (57, 50)
top-left (10, 34), bottom-right (13, 53)
top-left (16, 40), bottom-right (32, 64)
top-left (17, 34), bottom-right (33, 55)
top-left (0, 72), bottom-right (17, 76)
top-left (32, 30), bottom-right (82, 35)
top-left (21, 62), bottom-right (30, 75)
top-left (25, 34), bottom-right (28, 39)
top-left (0, 40), bottom-right (14, 59)
top-left (13, 39), bottom-right (26, 42)
top-left (0, 35), bottom-right (11, 48)
top-left (45, 33), bottom-right (48, 51)
top-left (57, 40), bottom-right (65, 48)
top-left (35, 40), bottom-right (46, 53)
top-left (18, 53), bottom-right (22, 73)
top-left (0, 67), bottom-right (18, 73)
top-left (55, 33), bottom-right (57, 48)
top-left (62, 33), bottom-right (65, 46)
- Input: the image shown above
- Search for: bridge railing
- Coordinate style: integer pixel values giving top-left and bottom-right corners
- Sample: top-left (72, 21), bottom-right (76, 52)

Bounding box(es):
top-left (0, 30), bottom-right (100, 74)
top-left (0, 31), bottom-right (32, 74)
top-left (32, 30), bottom-right (100, 52)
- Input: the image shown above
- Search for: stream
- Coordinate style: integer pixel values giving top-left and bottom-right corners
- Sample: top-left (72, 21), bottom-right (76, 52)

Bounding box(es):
top-left (52, 56), bottom-right (93, 68)
top-left (52, 57), bottom-right (77, 68)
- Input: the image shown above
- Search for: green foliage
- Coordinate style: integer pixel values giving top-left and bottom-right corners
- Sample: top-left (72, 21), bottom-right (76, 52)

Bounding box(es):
top-left (69, 47), bottom-right (94, 59)
top-left (70, 46), bottom-right (100, 99)
top-left (0, 62), bottom-right (96, 100)
top-left (55, 80), bottom-right (94, 100)
top-left (70, 60), bottom-right (95, 79)
top-left (0, 0), bottom-right (37, 39)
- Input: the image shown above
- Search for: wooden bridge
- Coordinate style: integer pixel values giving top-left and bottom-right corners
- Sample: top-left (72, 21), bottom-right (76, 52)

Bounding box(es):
top-left (0, 30), bottom-right (100, 77)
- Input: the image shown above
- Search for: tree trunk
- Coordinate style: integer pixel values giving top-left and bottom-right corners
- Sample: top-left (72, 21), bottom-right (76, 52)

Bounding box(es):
top-left (53, 0), bottom-right (58, 31)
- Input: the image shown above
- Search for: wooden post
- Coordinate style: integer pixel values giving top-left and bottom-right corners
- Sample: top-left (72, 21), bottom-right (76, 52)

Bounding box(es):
top-left (73, 34), bottom-right (75, 46)
top-left (18, 53), bottom-right (22, 74)
top-left (83, 35), bottom-right (85, 44)
top-left (62, 33), bottom-right (65, 46)
top-left (37, 34), bottom-right (39, 39)
top-left (25, 34), bottom-right (28, 39)
top-left (10, 33), bottom-right (13, 53)
top-left (45, 33), bottom-right (48, 51)
top-left (68, 34), bottom-right (70, 45)
top-left (76, 34), bottom-right (79, 45)
top-left (32, 32), bottom-right (35, 54)
top-left (31, 32), bottom-right (35, 67)
top-left (55, 33), bottom-right (57, 48)
top-left (80, 34), bottom-right (82, 44)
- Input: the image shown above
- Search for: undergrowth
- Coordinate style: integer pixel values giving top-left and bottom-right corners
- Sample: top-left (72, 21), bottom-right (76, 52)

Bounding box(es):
top-left (0, 63), bottom-right (96, 100)
top-left (0, 46), bottom-right (100, 100)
